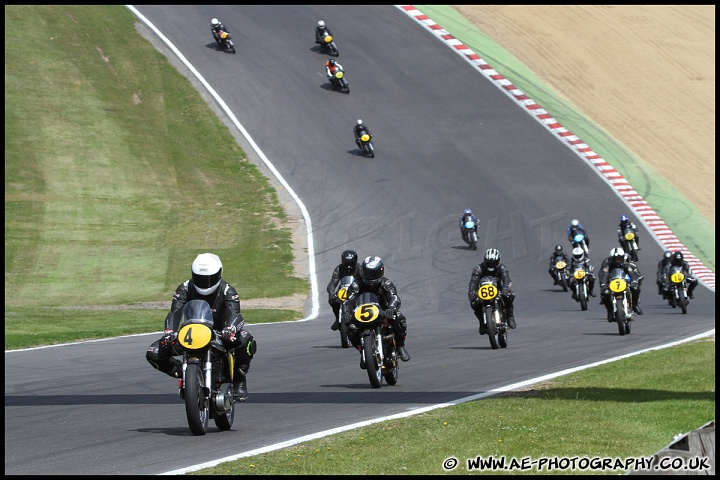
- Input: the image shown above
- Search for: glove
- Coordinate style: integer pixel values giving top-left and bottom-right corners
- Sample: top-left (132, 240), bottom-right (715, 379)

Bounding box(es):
top-left (501, 288), bottom-right (510, 296)
top-left (222, 325), bottom-right (237, 343)
top-left (630, 281), bottom-right (639, 289)
top-left (162, 329), bottom-right (177, 346)
top-left (385, 306), bottom-right (397, 319)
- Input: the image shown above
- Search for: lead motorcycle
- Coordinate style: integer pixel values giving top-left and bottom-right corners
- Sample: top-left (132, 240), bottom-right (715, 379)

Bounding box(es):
top-left (320, 33), bottom-right (339, 56)
top-left (357, 130), bottom-right (374, 158)
top-left (331, 275), bottom-right (354, 348)
top-left (174, 299), bottom-right (236, 435)
top-left (666, 265), bottom-right (689, 314)
top-left (347, 292), bottom-right (399, 388)
top-left (461, 219), bottom-right (478, 250)
top-left (618, 226), bottom-right (639, 261)
top-left (213, 29), bottom-right (236, 54)
top-left (475, 276), bottom-right (509, 349)
top-left (607, 268), bottom-right (633, 336)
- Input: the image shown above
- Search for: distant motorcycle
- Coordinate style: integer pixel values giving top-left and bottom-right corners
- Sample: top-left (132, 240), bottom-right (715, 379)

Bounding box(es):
top-left (357, 130), bottom-right (374, 158)
top-left (476, 276), bottom-right (509, 349)
top-left (619, 226), bottom-right (639, 262)
top-left (329, 69), bottom-right (350, 94)
top-left (571, 232), bottom-right (590, 257)
top-left (348, 292), bottom-right (399, 388)
top-left (174, 299), bottom-right (236, 435)
top-left (320, 33), bottom-right (339, 56)
top-left (666, 265), bottom-right (689, 314)
top-left (607, 268), bottom-right (633, 336)
top-left (461, 219), bottom-right (478, 250)
top-left (214, 30), bottom-right (236, 54)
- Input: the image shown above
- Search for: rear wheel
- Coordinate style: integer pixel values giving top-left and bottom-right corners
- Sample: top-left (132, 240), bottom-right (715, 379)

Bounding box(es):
top-left (615, 300), bottom-right (626, 336)
top-left (184, 362), bottom-right (209, 435)
top-left (339, 320), bottom-right (350, 348)
top-left (382, 339), bottom-right (399, 385)
top-left (364, 333), bottom-right (382, 388)
top-left (485, 304), bottom-right (499, 349)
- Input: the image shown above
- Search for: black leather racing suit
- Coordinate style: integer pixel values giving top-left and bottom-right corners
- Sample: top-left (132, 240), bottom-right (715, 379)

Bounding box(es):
top-left (341, 276), bottom-right (407, 347)
top-left (326, 263), bottom-right (361, 321)
top-left (146, 279), bottom-right (256, 379)
top-left (468, 261), bottom-right (515, 320)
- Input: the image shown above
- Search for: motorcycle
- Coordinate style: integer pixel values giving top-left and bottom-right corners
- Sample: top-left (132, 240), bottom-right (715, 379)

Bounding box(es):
top-left (571, 265), bottom-right (589, 310)
top-left (329, 69), bottom-right (350, 94)
top-left (320, 33), bottom-right (339, 56)
top-left (214, 30), bottom-right (236, 54)
top-left (666, 265), bottom-right (689, 314)
top-left (571, 232), bottom-right (590, 257)
top-left (607, 268), bottom-right (633, 336)
top-left (348, 292), bottom-right (399, 388)
top-left (331, 275), bottom-right (354, 348)
top-left (619, 227), bottom-right (639, 261)
top-left (357, 130), bottom-right (374, 158)
top-left (461, 219), bottom-right (478, 250)
top-left (551, 258), bottom-right (570, 292)
top-left (475, 276), bottom-right (509, 349)
top-left (174, 299), bottom-right (236, 435)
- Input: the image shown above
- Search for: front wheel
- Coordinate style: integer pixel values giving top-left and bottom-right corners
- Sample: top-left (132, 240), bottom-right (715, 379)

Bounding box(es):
top-left (677, 286), bottom-right (688, 314)
top-left (339, 320), bottom-right (350, 348)
top-left (184, 362), bottom-right (209, 435)
top-left (364, 333), bottom-right (382, 388)
top-left (579, 286), bottom-right (588, 311)
top-left (614, 299), bottom-right (626, 336)
top-left (484, 304), bottom-right (499, 349)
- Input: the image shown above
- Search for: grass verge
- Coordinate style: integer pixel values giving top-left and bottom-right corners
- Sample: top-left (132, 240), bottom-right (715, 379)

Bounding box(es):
top-left (191, 337), bottom-right (714, 475)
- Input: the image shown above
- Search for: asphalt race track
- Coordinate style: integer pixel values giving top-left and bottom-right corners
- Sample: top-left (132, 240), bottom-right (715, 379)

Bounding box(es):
top-left (4, 6), bottom-right (715, 475)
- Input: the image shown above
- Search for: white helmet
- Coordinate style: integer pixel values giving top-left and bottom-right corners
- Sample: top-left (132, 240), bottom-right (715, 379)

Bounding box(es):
top-left (318, 20), bottom-right (325, 28)
top-left (211, 18), bottom-right (220, 26)
top-left (571, 219), bottom-right (579, 227)
top-left (191, 253), bottom-right (223, 295)
top-left (609, 247), bottom-right (625, 263)
top-left (572, 247), bottom-right (584, 261)
top-left (356, 119), bottom-right (363, 126)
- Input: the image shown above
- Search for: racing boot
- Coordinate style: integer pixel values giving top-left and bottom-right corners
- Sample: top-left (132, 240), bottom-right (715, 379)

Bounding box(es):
top-left (357, 345), bottom-right (366, 369)
top-left (505, 307), bottom-right (517, 329)
top-left (233, 365), bottom-right (249, 402)
top-left (633, 304), bottom-right (643, 315)
top-left (478, 320), bottom-right (487, 335)
top-left (167, 357), bottom-right (182, 379)
top-left (330, 320), bottom-right (340, 331)
top-left (396, 335), bottom-right (410, 362)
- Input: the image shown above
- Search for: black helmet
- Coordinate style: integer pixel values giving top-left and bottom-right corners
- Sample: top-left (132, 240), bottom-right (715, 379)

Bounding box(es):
top-left (328, 58), bottom-right (336, 67)
top-left (483, 248), bottom-right (501, 269)
top-left (554, 245), bottom-right (564, 255)
top-left (191, 253), bottom-right (223, 296)
top-left (360, 255), bottom-right (384, 287)
top-left (620, 215), bottom-right (629, 226)
top-left (341, 249), bottom-right (358, 268)
top-left (671, 251), bottom-right (684, 266)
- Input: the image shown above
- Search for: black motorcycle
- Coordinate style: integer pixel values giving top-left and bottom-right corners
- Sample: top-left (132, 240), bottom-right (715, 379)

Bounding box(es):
top-left (174, 299), bottom-right (236, 435)
top-left (475, 276), bottom-right (509, 349)
top-left (331, 275), bottom-right (354, 348)
top-left (666, 265), bottom-right (689, 314)
top-left (570, 265), bottom-right (590, 311)
top-left (619, 226), bottom-right (639, 261)
top-left (319, 33), bottom-right (339, 56)
top-left (607, 268), bottom-right (633, 335)
top-left (329, 68), bottom-right (349, 94)
top-left (214, 29), bottom-right (235, 54)
top-left (357, 130), bottom-right (374, 158)
top-left (348, 292), bottom-right (399, 388)
top-left (551, 257), bottom-right (570, 292)
top-left (461, 219), bottom-right (478, 250)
